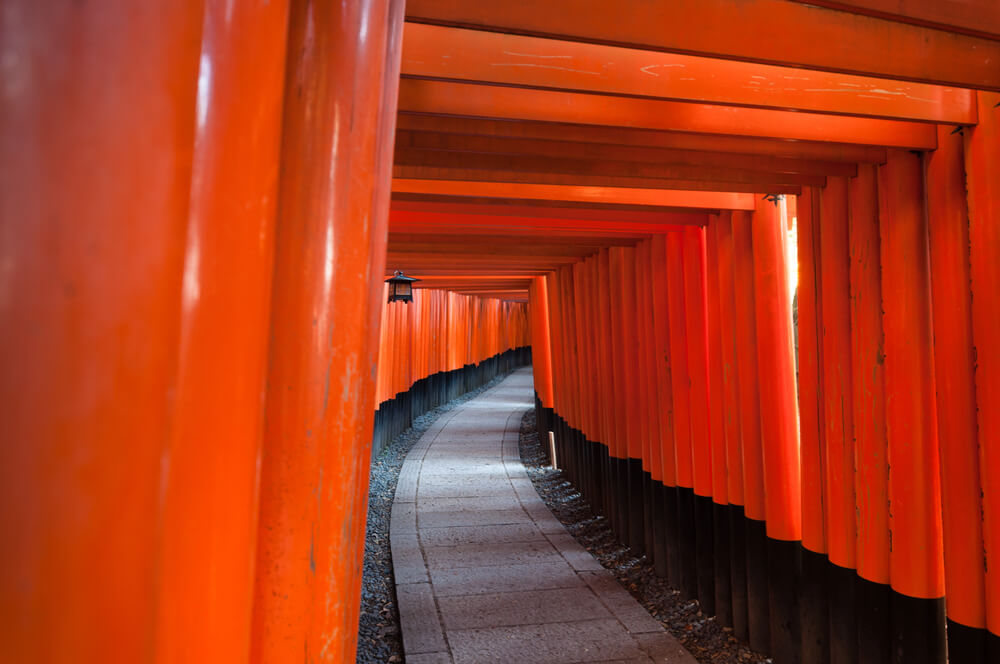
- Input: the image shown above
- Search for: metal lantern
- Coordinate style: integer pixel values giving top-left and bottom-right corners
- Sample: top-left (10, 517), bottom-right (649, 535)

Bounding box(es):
top-left (386, 271), bottom-right (420, 303)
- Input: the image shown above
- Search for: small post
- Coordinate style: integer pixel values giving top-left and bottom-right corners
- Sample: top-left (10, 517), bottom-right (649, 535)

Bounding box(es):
top-left (548, 431), bottom-right (558, 470)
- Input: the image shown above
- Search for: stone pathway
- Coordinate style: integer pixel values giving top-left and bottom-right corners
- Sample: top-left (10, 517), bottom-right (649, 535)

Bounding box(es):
top-left (391, 368), bottom-right (698, 664)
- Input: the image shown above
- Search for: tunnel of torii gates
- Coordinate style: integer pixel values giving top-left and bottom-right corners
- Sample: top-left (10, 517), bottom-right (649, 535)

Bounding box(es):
top-left (4, 1), bottom-right (1000, 664)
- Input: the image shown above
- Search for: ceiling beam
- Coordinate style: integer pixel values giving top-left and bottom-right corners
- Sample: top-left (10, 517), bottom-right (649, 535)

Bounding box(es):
top-left (391, 197), bottom-right (713, 222)
top-left (392, 179), bottom-right (756, 209)
top-left (396, 115), bottom-right (889, 163)
top-left (394, 149), bottom-right (827, 187)
top-left (402, 23), bottom-right (976, 123)
top-left (786, 0), bottom-right (1000, 39)
top-left (405, 0), bottom-right (1000, 90)
top-left (393, 167), bottom-right (806, 195)
top-left (396, 131), bottom-right (857, 176)
top-left (398, 79), bottom-right (938, 148)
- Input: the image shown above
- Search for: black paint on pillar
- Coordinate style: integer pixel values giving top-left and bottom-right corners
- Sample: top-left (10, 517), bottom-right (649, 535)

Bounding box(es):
top-left (767, 538), bottom-right (801, 664)
top-left (694, 494), bottom-right (716, 614)
top-left (651, 482), bottom-right (668, 578)
top-left (676, 487), bottom-right (698, 600)
top-left (745, 517), bottom-right (771, 653)
top-left (643, 471), bottom-right (655, 561)
top-left (712, 502), bottom-right (733, 627)
top-left (664, 486), bottom-right (681, 587)
top-left (890, 591), bottom-right (945, 664)
top-left (627, 458), bottom-right (645, 555)
top-left (945, 620), bottom-right (987, 664)
top-left (800, 547), bottom-right (830, 664)
top-left (728, 505), bottom-right (749, 642)
top-left (829, 563), bottom-right (858, 664)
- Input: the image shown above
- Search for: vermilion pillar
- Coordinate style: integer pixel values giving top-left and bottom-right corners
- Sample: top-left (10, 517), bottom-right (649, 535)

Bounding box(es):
top-left (819, 176), bottom-right (858, 664)
top-left (682, 226), bottom-right (716, 613)
top-left (877, 149), bottom-right (946, 664)
top-left (154, 2), bottom-right (290, 661)
top-left (706, 217), bottom-right (733, 626)
top-left (250, 0), bottom-right (401, 661)
top-left (0, 4), bottom-right (204, 661)
top-left (965, 90), bottom-right (1000, 659)
top-left (926, 123), bottom-right (987, 664)
top-left (666, 233), bottom-right (698, 600)
top-left (751, 195), bottom-right (801, 664)
top-left (650, 236), bottom-right (681, 586)
top-left (848, 164), bottom-right (891, 664)
top-left (529, 276), bottom-right (555, 411)
top-left (796, 186), bottom-right (829, 663)
top-left (731, 211), bottom-right (770, 653)
top-left (715, 213), bottom-right (750, 641)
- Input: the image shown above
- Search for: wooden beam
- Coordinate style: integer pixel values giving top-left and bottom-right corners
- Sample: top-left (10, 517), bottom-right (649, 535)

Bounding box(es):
top-left (787, 0), bottom-right (1000, 39)
top-left (405, 0), bottom-right (1000, 90)
top-left (402, 23), bottom-right (976, 123)
top-left (396, 131), bottom-right (858, 176)
top-left (394, 166), bottom-right (806, 195)
top-left (392, 179), bottom-right (756, 209)
top-left (392, 195), bottom-right (721, 220)
top-left (397, 115), bottom-right (889, 162)
top-left (394, 147), bottom-right (828, 186)
top-left (398, 79), bottom-right (938, 148)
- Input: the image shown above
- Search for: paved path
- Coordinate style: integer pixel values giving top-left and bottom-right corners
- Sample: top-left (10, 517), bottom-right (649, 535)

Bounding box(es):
top-left (390, 368), bottom-right (697, 664)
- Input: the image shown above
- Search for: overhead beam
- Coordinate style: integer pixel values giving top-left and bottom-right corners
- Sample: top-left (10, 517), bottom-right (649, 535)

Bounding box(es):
top-left (393, 166), bottom-right (806, 195)
top-left (405, 0), bottom-right (1000, 90)
top-left (398, 79), bottom-right (938, 148)
top-left (394, 148), bottom-right (828, 187)
top-left (396, 131), bottom-right (857, 176)
top-left (392, 179), bottom-right (756, 209)
top-left (402, 23), bottom-right (976, 124)
top-left (391, 197), bottom-right (713, 223)
top-left (396, 115), bottom-right (889, 163)
top-left (390, 209), bottom-right (707, 235)
top-left (787, 0), bottom-right (1000, 39)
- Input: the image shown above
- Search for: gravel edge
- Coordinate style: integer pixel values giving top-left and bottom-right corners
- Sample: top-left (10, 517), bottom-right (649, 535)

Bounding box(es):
top-left (517, 409), bottom-right (772, 664)
top-left (356, 371), bottom-right (517, 664)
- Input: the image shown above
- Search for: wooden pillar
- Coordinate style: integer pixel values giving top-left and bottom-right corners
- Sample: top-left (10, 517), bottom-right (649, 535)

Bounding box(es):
top-left (154, 1), bottom-right (290, 662)
top-left (651, 235), bottom-right (681, 587)
top-left (752, 195), bottom-right (802, 664)
top-left (877, 149), bottom-right (946, 664)
top-left (715, 213), bottom-right (750, 641)
top-left (682, 226), bottom-right (716, 613)
top-left (796, 186), bottom-right (829, 664)
top-left (848, 165), bottom-right (891, 664)
top-left (0, 3), bottom-right (204, 661)
top-left (819, 176), bottom-right (858, 664)
top-left (706, 217), bottom-right (734, 626)
top-left (250, 0), bottom-right (401, 660)
top-left (731, 210), bottom-right (770, 653)
top-left (964, 90), bottom-right (1000, 659)
top-left (666, 233), bottom-right (698, 601)
top-left (926, 123), bottom-right (987, 664)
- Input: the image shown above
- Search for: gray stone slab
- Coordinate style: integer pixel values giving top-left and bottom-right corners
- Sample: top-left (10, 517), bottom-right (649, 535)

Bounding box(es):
top-left (634, 632), bottom-right (699, 663)
top-left (579, 570), bottom-right (664, 635)
top-left (391, 535), bottom-right (428, 585)
top-left (397, 582), bottom-right (447, 654)
top-left (418, 508), bottom-right (533, 529)
top-left (419, 523), bottom-right (544, 547)
top-left (429, 561), bottom-right (586, 597)
top-left (546, 531), bottom-right (605, 571)
top-left (406, 653), bottom-right (453, 664)
top-left (447, 618), bottom-right (645, 664)
top-left (438, 586), bottom-right (612, 631)
top-left (418, 495), bottom-right (523, 513)
top-left (423, 539), bottom-right (560, 570)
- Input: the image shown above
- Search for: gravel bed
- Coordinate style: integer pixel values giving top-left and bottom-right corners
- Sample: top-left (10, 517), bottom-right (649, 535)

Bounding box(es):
top-left (518, 409), bottom-right (771, 664)
top-left (356, 372), bottom-right (515, 664)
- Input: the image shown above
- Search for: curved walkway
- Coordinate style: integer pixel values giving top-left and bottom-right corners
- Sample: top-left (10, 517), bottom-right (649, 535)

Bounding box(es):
top-left (390, 368), bottom-right (697, 664)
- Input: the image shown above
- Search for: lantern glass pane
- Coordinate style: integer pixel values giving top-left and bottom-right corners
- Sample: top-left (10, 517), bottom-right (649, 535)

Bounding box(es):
top-left (396, 282), bottom-right (411, 297)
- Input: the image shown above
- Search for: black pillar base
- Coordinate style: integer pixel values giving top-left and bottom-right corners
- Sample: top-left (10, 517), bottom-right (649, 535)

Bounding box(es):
top-left (664, 485), bottom-right (681, 587)
top-left (676, 487), bottom-right (698, 600)
top-left (745, 517), bottom-right (770, 653)
top-left (713, 502), bottom-right (733, 627)
top-left (767, 538), bottom-right (801, 664)
top-left (890, 590), bottom-right (945, 664)
top-left (729, 505), bottom-right (749, 642)
top-left (627, 458), bottom-right (645, 555)
top-left (946, 620), bottom-right (988, 664)
top-left (829, 562), bottom-right (858, 664)
top-left (694, 494), bottom-right (716, 614)
top-left (642, 471), bottom-right (655, 562)
top-left (651, 481), bottom-right (668, 578)
top-left (800, 547), bottom-right (830, 664)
